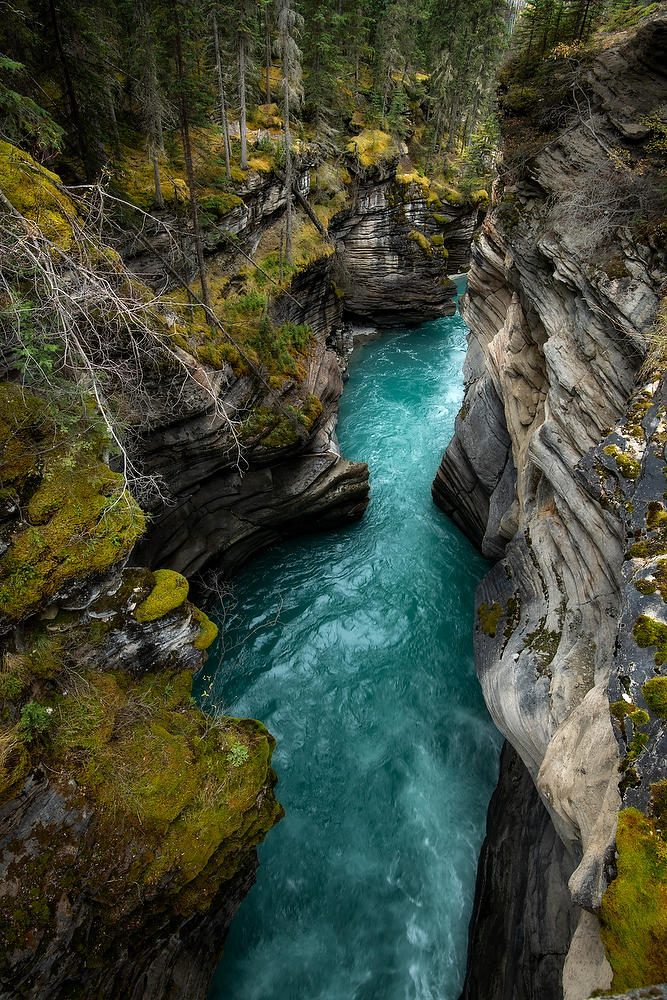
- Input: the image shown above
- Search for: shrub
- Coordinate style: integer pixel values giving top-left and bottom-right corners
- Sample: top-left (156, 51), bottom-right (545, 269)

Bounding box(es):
top-left (19, 701), bottom-right (52, 742)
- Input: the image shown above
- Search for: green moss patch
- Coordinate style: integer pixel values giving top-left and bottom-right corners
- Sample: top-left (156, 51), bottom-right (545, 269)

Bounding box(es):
top-left (642, 677), bottom-right (667, 718)
top-left (478, 601), bottom-right (502, 637)
top-left (523, 620), bottom-right (561, 672)
top-left (633, 615), bottom-right (667, 665)
top-left (603, 444), bottom-right (641, 480)
top-left (240, 394), bottom-right (322, 452)
top-left (0, 140), bottom-right (78, 248)
top-left (134, 569), bottom-right (189, 623)
top-left (0, 387), bottom-right (145, 624)
top-left (646, 501), bottom-right (667, 530)
top-left (0, 661), bottom-right (283, 954)
top-left (599, 807), bottom-right (667, 991)
top-left (346, 129), bottom-right (398, 168)
top-left (192, 608), bottom-right (219, 651)
top-left (408, 229), bottom-right (431, 255)
top-left (51, 668), bottom-right (281, 878)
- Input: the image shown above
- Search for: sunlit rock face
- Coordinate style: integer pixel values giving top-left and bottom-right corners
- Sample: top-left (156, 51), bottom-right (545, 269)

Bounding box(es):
top-left (434, 12), bottom-right (667, 1000)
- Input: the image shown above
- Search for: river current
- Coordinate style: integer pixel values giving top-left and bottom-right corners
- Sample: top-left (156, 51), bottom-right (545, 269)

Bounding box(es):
top-left (203, 279), bottom-right (501, 1000)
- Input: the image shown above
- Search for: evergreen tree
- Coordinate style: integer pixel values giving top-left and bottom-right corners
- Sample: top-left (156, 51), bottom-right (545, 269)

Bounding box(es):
top-left (171, 0), bottom-right (211, 309)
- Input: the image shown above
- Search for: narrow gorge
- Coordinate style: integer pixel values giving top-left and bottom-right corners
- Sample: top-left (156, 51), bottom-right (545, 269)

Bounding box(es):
top-left (0, 1), bottom-right (666, 999)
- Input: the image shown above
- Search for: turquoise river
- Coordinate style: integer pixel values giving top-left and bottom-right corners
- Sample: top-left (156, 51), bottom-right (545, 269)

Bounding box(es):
top-left (204, 280), bottom-right (502, 1000)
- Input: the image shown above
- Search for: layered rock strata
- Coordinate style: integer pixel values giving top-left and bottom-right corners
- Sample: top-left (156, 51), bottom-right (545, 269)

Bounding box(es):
top-left (432, 13), bottom-right (667, 998)
top-left (135, 154), bottom-right (476, 576)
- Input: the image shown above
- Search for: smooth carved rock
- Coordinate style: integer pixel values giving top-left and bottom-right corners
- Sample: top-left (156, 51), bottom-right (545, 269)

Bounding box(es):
top-left (436, 12), bottom-right (667, 1000)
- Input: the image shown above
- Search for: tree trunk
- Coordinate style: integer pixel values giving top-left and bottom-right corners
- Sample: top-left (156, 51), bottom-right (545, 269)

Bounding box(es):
top-left (151, 151), bottom-right (164, 209)
top-left (265, 3), bottom-right (272, 103)
top-left (213, 10), bottom-right (232, 180)
top-left (238, 32), bottom-right (248, 170)
top-left (446, 38), bottom-right (471, 151)
top-left (105, 83), bottom-right (121, 160)
top-left (175, 11), bottom-right (211, 312)
top-left (464, 88), bottom-right (481, 147)
top-left (431, 102), bottom-right (444, 154)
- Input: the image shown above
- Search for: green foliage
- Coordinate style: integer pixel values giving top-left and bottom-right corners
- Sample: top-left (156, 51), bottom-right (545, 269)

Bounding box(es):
top-left (227, 742), bottom-right (250, 766)
top-left (601, 2), bottom-right (662, 30)
top-left (199, 193), bottom-right (244, 223)
top-left (0, 56), bottom-right (63, 153)
top-left (19, 701), bottom-right (52, 742)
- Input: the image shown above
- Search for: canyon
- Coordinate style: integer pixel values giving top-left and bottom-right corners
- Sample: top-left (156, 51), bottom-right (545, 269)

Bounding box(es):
top-left (0, 138), bottom-right (480, 997)
top-left (1, 8), bottom-right (666, 998)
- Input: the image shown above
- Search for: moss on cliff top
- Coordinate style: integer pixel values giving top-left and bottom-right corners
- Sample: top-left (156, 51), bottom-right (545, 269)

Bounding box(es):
top-left (0, 140), bottom-right (77, 248)
top-left (134, 569), bottom-right (189, 623)
top-left (0, 383), bottom-right (145, 625)
top-left (51, 666), bottom-right (277, 851)
top-left (165, 279), bottom-right (315, 382)
top-left (346, 129), bottom-right (399, 168)
top-left (0, 655), bottom-right (283, 959)
top-left (109, 126), bottom-right (246, 211)
top-left (54, 664), bottom-right (282, 895)
top-left (599, 806), bottom-right (667, 991)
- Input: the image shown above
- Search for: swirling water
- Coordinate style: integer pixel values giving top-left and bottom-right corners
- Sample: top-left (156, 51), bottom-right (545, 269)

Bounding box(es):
top-left (204, 280), bottom-right (501, 1000)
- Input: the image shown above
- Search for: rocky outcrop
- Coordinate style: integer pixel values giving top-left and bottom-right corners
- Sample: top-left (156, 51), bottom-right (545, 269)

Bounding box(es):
top-left (0, 553), bottom-right (282, 1000)
top-left (432, 12), bottom-right (667, 998)
top-left (331, 163), bottom-right (471, 326)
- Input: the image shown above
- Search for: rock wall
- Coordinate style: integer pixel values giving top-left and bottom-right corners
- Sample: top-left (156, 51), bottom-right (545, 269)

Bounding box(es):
top-left (460, 743), bottom-right (579, 1000)
top-left (431, 13), bottom-right (667, 998)
top-left (331, 163), bottom-right (471, 326)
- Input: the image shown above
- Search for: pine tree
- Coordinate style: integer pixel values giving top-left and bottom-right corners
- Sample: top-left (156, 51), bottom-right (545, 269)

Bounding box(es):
top-left (172, 0), bottom-right (211, 310)
top-left (233, 0), bottom-right (256, 170)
